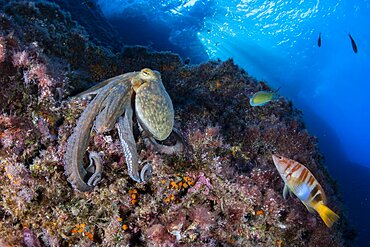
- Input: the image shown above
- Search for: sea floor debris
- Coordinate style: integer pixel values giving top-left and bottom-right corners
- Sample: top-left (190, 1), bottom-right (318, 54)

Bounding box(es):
top-left (0, 1), bottom-right (354, 246)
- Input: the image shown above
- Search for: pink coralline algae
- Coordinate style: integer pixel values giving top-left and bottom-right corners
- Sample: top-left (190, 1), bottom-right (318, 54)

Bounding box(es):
top-left (0, 36), bottom-right (5, 63)
top-left (24, 228), bottom-right (41, 247)
top-left (188, 172), bottom-right (213, 195)
top-left (12, 50), bottom-right (30, 68)
top-left (0, 0), bottom-right (353, 246)
top-left (27, 63), bottom-right (55, 99)
top-left (145, 224), bottom-right (176, 246)
top-left (37, 116), bottom-right (57, 143)
top-left (189, 205), bottom-right (216, 231)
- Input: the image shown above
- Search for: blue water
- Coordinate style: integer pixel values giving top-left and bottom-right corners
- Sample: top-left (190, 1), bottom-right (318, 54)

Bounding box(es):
top-left (97, 0), bottom-right (370, 244)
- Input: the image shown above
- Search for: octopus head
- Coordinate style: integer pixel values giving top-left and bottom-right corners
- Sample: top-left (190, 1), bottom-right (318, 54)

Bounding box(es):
top-left (131, 68), bottom-right (161, 92)
top-left (132, 68), bottom-right (174, 141)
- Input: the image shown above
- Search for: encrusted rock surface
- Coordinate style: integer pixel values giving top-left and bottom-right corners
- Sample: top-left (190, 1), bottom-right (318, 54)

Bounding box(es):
top-left (0, 1), bottom-right (354, 246)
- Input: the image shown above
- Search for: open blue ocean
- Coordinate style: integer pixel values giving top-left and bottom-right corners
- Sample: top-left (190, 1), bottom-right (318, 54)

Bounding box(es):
top-left (97, 0), bottom-right (370, 245)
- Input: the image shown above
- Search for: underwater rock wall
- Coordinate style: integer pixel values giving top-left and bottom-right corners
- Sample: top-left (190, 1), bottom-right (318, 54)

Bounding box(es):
top-left (0, 1), bottom-right (353, 246)
top-left (48, 0), bottom-right (122, 52)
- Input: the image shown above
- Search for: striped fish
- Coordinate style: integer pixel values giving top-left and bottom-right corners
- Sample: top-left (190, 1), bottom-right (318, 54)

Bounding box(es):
top-left (272, 154), bottom-right (339, 227)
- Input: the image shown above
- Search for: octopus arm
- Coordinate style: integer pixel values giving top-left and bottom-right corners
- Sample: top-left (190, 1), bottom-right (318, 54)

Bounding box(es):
top-left (74, 72), bottom-right (137, 99)
top-left (146, 127), bottom-right (186, 155)
top-left (64, 75), bottom-right (133, 191)
top-left (116, 104), bottom-right (142, 182)
top-left (64, 88), bottom-right (111, 191)
top-left (94, 83), bottom-right (132, 133)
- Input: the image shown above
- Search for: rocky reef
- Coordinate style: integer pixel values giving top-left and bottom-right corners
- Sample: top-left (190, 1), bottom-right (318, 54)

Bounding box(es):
top-left (0, 1), bottom-right (353, 246)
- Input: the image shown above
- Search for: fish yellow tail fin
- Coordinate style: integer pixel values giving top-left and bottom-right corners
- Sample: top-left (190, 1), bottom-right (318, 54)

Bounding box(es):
top-left (316, 204), bottom-right (339, 227)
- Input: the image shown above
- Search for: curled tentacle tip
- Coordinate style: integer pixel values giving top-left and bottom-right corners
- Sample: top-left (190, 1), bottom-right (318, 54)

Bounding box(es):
top-left (86, 151), bottom-right (103, 186)
top-left (87, 174), bottom-right (102, 186)
top-left (140, 162), bottom-right (153, 182)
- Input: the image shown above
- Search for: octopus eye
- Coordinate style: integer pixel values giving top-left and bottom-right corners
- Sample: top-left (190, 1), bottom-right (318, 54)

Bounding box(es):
top-left (141, 69), bottom-right (152, 77)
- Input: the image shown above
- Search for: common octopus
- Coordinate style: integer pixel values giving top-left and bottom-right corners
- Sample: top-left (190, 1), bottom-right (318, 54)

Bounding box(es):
top-left (64, 68), bottom-right (184, 191)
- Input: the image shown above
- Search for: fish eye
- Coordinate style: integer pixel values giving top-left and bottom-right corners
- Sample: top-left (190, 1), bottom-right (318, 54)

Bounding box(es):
top-left (275, 154), bottom-right (283, 160)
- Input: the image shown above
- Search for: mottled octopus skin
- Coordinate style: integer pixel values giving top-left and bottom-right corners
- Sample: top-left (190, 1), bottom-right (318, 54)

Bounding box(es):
top-left (64, 73), bottom-right (135, 191)
top-left (133, 69), bottom-right (174, 141)
top-left (64, 69), bottom-right (177, 192)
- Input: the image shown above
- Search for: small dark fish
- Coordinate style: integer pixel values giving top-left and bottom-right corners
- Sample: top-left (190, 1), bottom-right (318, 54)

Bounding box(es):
top-left (318, 32), bottom-right (321, 47)
top-left (349, 33), bottom-right (358, 53)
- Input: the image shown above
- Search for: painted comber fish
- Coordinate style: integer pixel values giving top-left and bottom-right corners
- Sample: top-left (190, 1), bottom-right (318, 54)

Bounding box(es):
top-left (249, 88), bottom-right (280, 107)
top-left (272, 154), bottom-right (339, 227)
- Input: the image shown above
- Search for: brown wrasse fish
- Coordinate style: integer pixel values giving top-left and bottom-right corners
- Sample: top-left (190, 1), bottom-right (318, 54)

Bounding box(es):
top-left (272, 154), bottom-right (339, 227)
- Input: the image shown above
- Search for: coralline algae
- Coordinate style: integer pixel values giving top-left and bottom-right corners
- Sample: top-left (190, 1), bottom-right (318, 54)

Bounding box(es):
top-left (0, 1), bottom-right (354, 246)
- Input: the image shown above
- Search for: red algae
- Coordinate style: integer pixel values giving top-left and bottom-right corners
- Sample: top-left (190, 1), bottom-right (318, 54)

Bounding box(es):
top-left (0, 0), bottom-right (353, 246)
top-left (145, 224), bottom-right (176, 245)
top-left (0, 36), bottom-right (5, 63)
